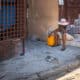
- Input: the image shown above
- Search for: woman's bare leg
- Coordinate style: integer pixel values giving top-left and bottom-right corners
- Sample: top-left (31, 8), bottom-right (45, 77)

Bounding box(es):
top-left (61, 32), bottom-right (66, 51)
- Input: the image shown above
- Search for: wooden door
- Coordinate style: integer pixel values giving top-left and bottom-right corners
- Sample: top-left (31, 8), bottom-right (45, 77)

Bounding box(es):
top-left (64, 0), bottom-right (80, 23)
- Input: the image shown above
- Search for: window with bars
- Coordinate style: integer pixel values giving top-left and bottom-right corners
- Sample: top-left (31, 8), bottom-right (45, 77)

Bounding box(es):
top-left (0, 0), bottom-right (26, 41)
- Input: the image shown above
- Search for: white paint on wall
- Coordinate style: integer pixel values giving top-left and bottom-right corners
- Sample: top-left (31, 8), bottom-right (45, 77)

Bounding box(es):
top-left (58, 0), bottom-right (64, 5)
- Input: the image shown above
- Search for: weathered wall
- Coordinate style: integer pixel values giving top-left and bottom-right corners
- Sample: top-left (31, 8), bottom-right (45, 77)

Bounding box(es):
top-left (0, 39), bottom-right (23, 61)
top-left (28, 0), bottom-right (59, 41)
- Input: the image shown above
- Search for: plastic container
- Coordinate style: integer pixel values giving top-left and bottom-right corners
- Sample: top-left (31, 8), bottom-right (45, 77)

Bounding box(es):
top-left (47, 35), bottom-right (56, 46)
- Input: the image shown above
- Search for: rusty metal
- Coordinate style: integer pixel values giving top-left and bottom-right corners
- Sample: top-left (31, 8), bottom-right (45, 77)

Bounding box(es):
top-left (0, 0), bottom-right (26, 41)
top-left (0, 0), bottom-right (26, 60)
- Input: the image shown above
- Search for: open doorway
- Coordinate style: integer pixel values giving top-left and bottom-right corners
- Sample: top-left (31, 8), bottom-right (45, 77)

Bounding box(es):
top-left (59, 0), bottom-right (80, 47)
top-left (64, 0), bottom-right (80, 46)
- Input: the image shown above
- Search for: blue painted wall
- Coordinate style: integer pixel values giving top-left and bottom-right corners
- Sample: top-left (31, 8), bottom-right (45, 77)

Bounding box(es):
top-left (0, 1), bottom-right (16, 30)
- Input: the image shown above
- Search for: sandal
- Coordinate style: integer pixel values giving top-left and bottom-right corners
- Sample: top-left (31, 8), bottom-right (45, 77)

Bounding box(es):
top-left (61, 48), bottom-right (66, 51)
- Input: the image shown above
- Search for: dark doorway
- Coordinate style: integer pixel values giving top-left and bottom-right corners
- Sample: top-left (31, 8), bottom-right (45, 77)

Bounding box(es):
top-left (64, 0), bottom-right (80, 24)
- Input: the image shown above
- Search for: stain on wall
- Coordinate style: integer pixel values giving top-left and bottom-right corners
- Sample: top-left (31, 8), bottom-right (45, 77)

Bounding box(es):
top-left (27, 0), bottom-right (59, 41)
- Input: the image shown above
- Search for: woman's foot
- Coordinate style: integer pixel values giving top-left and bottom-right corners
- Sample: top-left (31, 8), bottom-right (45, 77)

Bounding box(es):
top-left (61, 48), bottom-right (66, 51)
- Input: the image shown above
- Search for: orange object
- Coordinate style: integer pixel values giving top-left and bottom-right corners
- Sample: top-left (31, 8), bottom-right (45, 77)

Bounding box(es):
top-left (47, 35), bottom-right (56, 46)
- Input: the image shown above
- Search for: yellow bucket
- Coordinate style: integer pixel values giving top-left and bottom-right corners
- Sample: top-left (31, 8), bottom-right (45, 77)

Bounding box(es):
top-left (47, 35), bottom-right (56, 46)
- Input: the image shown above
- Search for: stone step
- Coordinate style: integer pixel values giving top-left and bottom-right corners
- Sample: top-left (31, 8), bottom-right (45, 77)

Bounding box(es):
top-left (66, 39), bottom-right (80, 47)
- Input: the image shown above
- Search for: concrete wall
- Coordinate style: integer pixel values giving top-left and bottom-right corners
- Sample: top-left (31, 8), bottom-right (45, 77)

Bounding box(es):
top-left (27, 0), bottom-right (59, 41)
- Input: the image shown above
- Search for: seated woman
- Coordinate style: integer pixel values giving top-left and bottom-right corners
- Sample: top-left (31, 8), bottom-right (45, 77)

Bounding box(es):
top-left (49, 18), bottom-right (69, 51)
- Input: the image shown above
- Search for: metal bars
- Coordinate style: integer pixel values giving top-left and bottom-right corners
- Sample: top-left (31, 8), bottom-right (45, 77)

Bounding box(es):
top-left (0, 0), bottom-right (26, 41)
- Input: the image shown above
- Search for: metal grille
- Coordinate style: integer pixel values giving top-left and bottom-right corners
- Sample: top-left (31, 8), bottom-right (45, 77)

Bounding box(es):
top-left (0, 0), bottom-right (26, 41)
